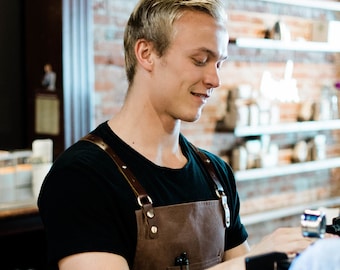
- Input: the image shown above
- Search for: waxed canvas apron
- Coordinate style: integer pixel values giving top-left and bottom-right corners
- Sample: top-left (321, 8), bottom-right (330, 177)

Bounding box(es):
top-left (81, 134), bottom-right (231, 270)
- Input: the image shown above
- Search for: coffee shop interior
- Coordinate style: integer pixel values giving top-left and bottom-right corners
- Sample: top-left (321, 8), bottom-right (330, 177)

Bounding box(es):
top-left (1, 0), bottom-right (340, 269)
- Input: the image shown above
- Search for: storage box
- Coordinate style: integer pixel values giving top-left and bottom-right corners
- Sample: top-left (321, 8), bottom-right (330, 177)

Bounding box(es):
top-left (312, 20), bottom-right (340, 45)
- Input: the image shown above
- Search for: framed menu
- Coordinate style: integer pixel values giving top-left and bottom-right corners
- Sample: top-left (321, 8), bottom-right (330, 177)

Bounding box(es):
top-left (35, 94), bottom-right (60, 135)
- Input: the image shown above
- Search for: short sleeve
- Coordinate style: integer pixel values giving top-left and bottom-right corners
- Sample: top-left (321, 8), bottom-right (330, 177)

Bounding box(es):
top-left (38, 144), bottom-right (138, 268)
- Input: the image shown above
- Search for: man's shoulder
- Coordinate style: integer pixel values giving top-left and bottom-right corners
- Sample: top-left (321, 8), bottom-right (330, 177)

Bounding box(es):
top-left (53, 122), bottom-right (113, 168)
top-left (180, 134), bottom-right (232, 175)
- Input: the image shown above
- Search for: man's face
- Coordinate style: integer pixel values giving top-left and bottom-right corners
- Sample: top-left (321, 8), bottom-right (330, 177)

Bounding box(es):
top-left (150, 10), bottom-right (229, 123)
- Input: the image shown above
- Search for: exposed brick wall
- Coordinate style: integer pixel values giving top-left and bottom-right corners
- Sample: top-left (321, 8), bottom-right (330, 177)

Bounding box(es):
top-left (92, 0), bottom-right (340, 245)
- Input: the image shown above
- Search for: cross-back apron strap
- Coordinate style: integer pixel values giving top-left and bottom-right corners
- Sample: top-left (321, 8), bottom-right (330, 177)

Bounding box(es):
top-left (81, 133), bottom-right (159, 238)
top-left (189, 144), bottom-right (231, 228)
top-left (81, 133), bottom-right (230, 228)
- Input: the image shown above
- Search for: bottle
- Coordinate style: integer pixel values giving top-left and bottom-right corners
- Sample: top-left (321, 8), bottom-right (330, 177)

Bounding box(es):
top-left (330, 83), bottom-right (339, 119)
top-left (334, 81), bottom-right (340, 119)
top-left (319, 85), bottom-right (331, 120)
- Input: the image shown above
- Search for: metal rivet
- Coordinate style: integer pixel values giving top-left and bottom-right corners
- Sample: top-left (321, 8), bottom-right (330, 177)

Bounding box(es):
top-left (150, 226), bottom-right (158, 234)
top-left (147, 209), bottom-right (154, 219)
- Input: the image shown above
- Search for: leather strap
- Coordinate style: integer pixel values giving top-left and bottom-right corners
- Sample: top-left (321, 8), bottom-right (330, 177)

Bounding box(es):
top-left (81, 133), bottom-right (150, 203)
top-left (190, 145), bottom-right (226, 197)
top-left (81, 133), bottom-right (159, 238)
top-left (190, 144), bottom-right (231, 228)
top-left (81, 133), bottom-right (230, 228)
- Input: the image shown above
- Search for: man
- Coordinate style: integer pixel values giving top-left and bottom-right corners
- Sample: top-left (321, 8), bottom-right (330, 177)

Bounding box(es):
top-left (41, 63), bottom-right (56, 91)
top-left (38, 1), bottom-right (313, 269)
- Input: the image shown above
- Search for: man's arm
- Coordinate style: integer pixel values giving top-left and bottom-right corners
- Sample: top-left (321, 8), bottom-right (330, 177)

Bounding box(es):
top-left (209, 227), bottom-right (316, 270)
top-left (58, 228), bottom-right (316, 270)
top-left (223, 240), bottom-right (251, 260)
top-left (59, 252), bottom-right (130, 270)
top-left (58, 244), bottom-right (250, 270)
top-left (207, 240), bottom-right (250, 270)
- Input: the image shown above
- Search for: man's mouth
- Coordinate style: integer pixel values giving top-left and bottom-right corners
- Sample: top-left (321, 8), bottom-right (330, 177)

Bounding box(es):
top-left (192, 92), bottom-right (209, 98)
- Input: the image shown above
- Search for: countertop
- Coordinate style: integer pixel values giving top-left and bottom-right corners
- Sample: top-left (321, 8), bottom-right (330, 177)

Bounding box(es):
top-left (0, 196), bottom-right (41, 236)
top-left (0, 198), bottom-right (38, 220)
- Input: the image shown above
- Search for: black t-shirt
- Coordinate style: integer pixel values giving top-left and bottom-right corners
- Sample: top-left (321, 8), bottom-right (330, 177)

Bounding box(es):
top-left (38, 122), bottom-right (248, 269)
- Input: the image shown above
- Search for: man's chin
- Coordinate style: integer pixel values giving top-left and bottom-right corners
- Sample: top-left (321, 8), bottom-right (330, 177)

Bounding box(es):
top-left (181, 113), bottom-right (202, 123)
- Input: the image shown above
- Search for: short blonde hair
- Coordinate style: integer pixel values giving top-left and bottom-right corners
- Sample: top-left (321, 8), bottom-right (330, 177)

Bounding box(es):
top-left (124, 0), bottom-right (225, 85)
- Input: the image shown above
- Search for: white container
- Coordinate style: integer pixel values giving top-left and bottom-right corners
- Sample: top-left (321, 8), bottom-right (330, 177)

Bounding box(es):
top-left (13, 150), bottom-right (33, 188)
top-left (248, 104), bottom-right (259, 126)
top-left (245, 140), bottom-right (262, 169)
top-left (0, 153), bottom-right (16, 190)
top-left (32, 139), bottom-right (53, 163)
top-left (0, 153), bottom-right (16, 203)
top-left (328, 21), bottom-right (340, 46)
top-left (32, 162), bottom-right (52, 199)
top-left (232, 146), bottom-right (248, 171)
top-left (311, 135), bottom-right (326, 161)
top-left (258, 144), bottom-right (279, 168)
top-left (224, 103), bottom-right (249, 129)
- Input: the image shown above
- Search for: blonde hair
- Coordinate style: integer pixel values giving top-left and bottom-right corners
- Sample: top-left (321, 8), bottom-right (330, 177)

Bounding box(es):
top-left (124, 0), bottom-right (225, 84)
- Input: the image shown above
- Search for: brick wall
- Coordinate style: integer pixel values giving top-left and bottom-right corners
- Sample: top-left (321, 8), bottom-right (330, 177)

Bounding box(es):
top-left (92, 0), bottom-right (340, 245)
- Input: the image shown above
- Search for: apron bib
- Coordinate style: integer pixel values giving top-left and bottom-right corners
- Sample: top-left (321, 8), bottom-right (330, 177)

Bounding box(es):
top-left (133, 200), bottom-right (225, 270)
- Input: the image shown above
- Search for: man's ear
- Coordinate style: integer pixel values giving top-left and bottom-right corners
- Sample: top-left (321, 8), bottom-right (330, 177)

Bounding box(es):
top-left (134, 39), bottom-right (154, 72)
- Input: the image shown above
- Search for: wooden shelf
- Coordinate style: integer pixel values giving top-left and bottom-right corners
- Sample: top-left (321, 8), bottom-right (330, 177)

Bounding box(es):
top-left (235, 157), bottom-right (340, 182)
top-left (241, 196), bottom-right (340, 226)
top-left (258, 0), bottom-right (340, 11)
top-left (233, 119), bottom-right (340, 137)
top-left (232, 38), bottom-right (340, 53)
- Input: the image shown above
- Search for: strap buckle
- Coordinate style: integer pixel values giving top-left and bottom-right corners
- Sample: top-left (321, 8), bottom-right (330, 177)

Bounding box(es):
top-left (137, 194), bottom-right (153, 207)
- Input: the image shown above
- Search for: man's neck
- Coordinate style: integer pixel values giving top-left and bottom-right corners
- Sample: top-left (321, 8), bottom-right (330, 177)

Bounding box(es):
top-left (107, 108), bottom-right (187, 168)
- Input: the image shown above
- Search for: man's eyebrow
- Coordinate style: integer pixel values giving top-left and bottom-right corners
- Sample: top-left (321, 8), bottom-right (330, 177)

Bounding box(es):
top-left (196, 48), bottom-right (228, 61)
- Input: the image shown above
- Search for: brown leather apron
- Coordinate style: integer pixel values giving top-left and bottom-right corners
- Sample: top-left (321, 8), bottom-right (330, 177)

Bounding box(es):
top-left (82, 134), bottom-right (231, 270)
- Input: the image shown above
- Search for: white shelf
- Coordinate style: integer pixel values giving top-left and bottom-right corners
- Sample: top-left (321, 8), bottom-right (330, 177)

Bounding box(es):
top-left (233, 119), bottom-right (340, 137)
top-left (259, 0), bottom-right (340, 11)
top-left (234, 38), bottom-right (340, 53)
top-left (241, 197), bottom-right (340, 226)
top-left (235, 157), bottom-right (340, 182)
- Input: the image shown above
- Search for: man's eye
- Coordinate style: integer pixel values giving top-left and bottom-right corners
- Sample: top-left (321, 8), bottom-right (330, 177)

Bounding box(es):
top-left (193, 58), bottom-right (207, 66)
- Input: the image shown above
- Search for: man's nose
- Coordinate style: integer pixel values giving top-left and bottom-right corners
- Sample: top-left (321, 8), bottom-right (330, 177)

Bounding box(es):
top-left (203, 64), bottom-right (220, 89)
